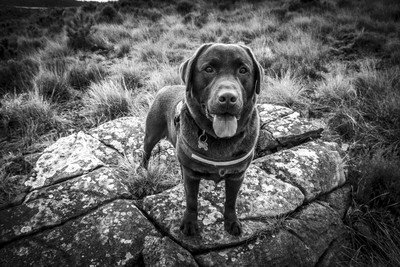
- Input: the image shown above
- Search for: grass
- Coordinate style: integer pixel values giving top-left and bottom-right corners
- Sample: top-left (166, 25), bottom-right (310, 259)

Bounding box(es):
top-left (260, 69), bottom-right (306, 107)
top-left (82, 79), bottom-right (137, 125)
top-left (116, 153), bottom-right (179, 199)
top-left (345, 151), bottom-right (400, 267)
top-left (34, 69), bottom-right (72, 102)
top-left (0, 91), bottom-right (66, 146)
top-left (1, 0), bottom-right (400, 264)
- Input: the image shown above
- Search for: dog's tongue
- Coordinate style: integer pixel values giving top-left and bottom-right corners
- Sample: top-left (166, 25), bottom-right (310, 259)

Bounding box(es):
top-left (212, 115), bottom-right (237, 138)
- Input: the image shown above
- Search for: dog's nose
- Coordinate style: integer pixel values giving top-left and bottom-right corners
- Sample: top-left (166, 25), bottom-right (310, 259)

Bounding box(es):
top-left (218, 91), bottom-right (237, 104)
top-left (218, 90), bottom-right (238, 105)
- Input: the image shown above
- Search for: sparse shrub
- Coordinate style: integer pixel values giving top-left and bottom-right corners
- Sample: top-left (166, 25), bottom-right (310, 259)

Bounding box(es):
top-left (183, 11), bottom-right (208, 27)
top-left (96, 5), bottom-right (123, 24)
top-left (355, 152), bottom-right (400, 214)
top-left (353, 32), bottom-right (384, 55)
top-left (0, 36), bottom-right (18, 59)
top-left (0, 58), bottom-right (40, 96)
top-left (41, 57), bottom-right (75, 77)
top-left (68, 61), bottom-right (107, 90)
top-left (146, 64), bottom-right (181, 92)
top-left (116, 39), bottom-right (131, 57)
top-left (82, 79), bottom-right (136, 123)
top-left (316, 65), bottom-right (356, 104)
top-left (17, 37), bottom-right (46, 56)
top-left (40, 39), bottom-right (72, 61)
top-left (34, 71), bottom-right (72, 102)
top-left (110, 60), bottom-right (145, 90)
top-left (251, 38), bottom-right (275, 69)
top-left (140, 8), bottom-right (163, 22)
top-left (0, 91), bottom-right (64, 144)
top-left (65, 11), bottom-right (95, 50)
top-left (138, 42), bottom-right (168, 63)
top-left (25, 25), bottom-right (43, 38)
top-left (353, 63), bottom-right (400, 149)
top-left (176, 0), bottom-right (195, 15)
top-left (344, 150), bottom-right (400, 267)
top-left (260, 69), bottom-right (306, 106)
top-left (328, 107), bottom-right (359, 140)
top-left (81, 3), bottom-right (97, 13)
top-left (94, 24), bottom-right (132, 44)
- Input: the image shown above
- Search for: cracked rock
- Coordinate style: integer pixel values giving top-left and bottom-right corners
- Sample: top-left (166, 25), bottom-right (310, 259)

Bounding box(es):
top-left (0, 200), bottom-right (158, 266)
top-left (142, 164), bottom-right (304, 252)
top-left (24, 132), bottom-right (120, 190)
top-left (0, 104), bottom-right (350, 267)
top-left (254, 141), bottom-right (346, 201)
top-left (256, 104), bottom-right (324, 156)
top-left (196, 201), bottom-right (345, 266)
top-left (89, 117), bottom-right (144, 156)
top-left (143, 236), bottom-right (198, 267)
top-left (196, 230), bottom-right (315, 267)
top-left (284, 201), bottom-right (345, 261)
top-left (0, 167), bottom-right (131, 244)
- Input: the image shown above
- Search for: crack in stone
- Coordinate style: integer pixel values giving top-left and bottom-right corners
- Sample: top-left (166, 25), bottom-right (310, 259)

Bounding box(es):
top-left (315, 237), bottom-right (339, 267)
top-left (0, 196), bottom-right (131, 249)
top-left (86, 132), bottom-right (125, 156)
top-left (134, 201), bottom-right (179, 242)
top-left (25, 164), bottom-right (105, 196)
top-left (285, 228), bottom-right (308, 247)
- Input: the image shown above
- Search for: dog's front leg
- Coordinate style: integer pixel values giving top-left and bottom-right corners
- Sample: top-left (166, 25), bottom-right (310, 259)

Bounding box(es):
top-left (224, 176), bottom-right (244, 236)
top-left (180, 166), bottom-right (200, 236)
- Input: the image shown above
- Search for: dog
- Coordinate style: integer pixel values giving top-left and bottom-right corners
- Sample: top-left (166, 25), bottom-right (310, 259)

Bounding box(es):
top-left (142, 43), bottom-right (263, 236)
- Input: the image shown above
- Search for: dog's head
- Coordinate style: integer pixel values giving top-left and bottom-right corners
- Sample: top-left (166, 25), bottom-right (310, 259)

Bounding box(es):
top-left (179, 43), bottom-right (264, 138)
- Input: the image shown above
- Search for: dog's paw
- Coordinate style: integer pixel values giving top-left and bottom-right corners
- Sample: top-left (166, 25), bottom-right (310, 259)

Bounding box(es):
top-left (225, 219), bottom-right (242, 236)
top-left (180, 212), bottom-right (199, 236)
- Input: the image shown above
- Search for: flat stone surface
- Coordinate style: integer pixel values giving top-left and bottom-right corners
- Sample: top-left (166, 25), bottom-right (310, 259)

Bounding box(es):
top-left (284, 201), bottom-right (345, 260)
top-left (196, 230), bottom-right (315, 267)
top-left (0, 200), bottom-right (158, 266)
top-left (89, 117), bottom-right (144, 156)
top-left (195, 201), bottom-right (344, 267)
top-left (319, 185), bottom-right (351, 219)
top-left (143, 182), bottom-right (273, 252)
top-left (200, 165), bottom-right (305, 219)
top-left (256, 104), bottom-right (324, 156)
top-left (0, 167), bottom-right (130, 244)
top-left (143, 236), bottom-right (198, 267)
top-left (263, 112), bottom-right (322, 140)
top-left (258, 104), bottom-right (295, 125)
top-left (142, 164), bottom-right (305, 252)
top-left (1, 104), bottom-right (350, 267)
top-left (24, 132), bottom-right (120, 190)
top-left (254, 141), bottom-right (346, 201)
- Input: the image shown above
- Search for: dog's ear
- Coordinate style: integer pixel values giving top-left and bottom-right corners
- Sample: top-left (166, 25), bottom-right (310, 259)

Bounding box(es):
top-left (179, 43), bottom-right (213, 91)
top-left (239, 44), bottom-right (264, 95)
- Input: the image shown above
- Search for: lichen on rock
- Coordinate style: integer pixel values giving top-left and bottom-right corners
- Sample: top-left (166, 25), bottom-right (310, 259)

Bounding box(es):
top-left (0, 200), bottom-right (158, 266)
top-left (0, 104), bottom-right (350, 267)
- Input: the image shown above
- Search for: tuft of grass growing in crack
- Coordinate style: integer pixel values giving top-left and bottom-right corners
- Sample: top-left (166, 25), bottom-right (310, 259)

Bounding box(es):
top-left (116, 154), bottom-right (180, 199)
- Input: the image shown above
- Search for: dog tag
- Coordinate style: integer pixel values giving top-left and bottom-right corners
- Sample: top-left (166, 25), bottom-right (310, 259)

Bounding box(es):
top-left (198, 130), bottom-right (208, 151)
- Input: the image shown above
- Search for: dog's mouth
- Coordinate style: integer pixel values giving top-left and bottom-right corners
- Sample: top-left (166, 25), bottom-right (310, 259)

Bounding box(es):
top-left (204, 106), bottom-right (239, 138)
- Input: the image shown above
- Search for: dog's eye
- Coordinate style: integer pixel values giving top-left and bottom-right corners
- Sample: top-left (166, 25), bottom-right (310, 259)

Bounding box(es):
top-left (205, 66), bottom-right (214, 73)
top-left (239, 67), bottom-right (248, 74)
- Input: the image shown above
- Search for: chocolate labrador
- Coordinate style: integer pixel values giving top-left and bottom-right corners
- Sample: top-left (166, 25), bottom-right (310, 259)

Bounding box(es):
top-left (142, 43), bottom-right (263, 236)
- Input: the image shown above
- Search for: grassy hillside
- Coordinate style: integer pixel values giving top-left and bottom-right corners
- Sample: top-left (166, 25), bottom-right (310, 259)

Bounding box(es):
top-left (1, 0), bottom-right (399, 265)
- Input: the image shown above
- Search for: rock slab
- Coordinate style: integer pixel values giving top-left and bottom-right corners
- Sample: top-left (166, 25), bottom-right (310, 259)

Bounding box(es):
top-left (0, 104), bottom-right (350, 266)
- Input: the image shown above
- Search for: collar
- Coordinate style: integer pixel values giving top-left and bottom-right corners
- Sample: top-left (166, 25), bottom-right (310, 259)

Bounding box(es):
top-left (178, 124), bottom-right (255, 168)
top-left (190, 146), bottom-right (254, 167)
top-left (175, 100), bottom-right (255, 169)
